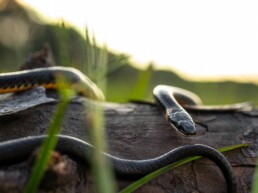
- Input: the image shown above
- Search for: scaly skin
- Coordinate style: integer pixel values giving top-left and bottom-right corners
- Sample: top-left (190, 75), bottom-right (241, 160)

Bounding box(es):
top-left (0, 67), bottom-right (236, 192)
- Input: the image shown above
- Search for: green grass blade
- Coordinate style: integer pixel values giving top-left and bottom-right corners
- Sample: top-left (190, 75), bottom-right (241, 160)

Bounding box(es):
top-left (130, 63), bottom-right (154, 100)
top-left (251, 147), bottom-right (258, 193)
top-left (24, 80), bottom-right (75, 193)
top-left (88, 103), bottom-right (116, 193)
top-left (217, 143), bottom-right (250, 152)
top-left (56, 21), bottom-right (71, 67)
top-left (119, 156), bottom-right (200, 193)
top-left (82, 28), bottom-right (116, 193)
top-left (119, 143), bottom-right (250, 193)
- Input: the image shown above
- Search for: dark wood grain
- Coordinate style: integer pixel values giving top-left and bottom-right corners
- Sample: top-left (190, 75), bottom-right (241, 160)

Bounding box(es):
top-left (0, 90), bottom-right (256, 193)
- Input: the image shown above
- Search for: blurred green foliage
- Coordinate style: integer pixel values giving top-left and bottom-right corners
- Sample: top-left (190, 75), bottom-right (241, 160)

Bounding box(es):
top-left (25, 78), bottom-right (75, 193)
top-left (0, 1), bottom-right (257, 193)
top-left (1, 0), bottom-right (258, 105)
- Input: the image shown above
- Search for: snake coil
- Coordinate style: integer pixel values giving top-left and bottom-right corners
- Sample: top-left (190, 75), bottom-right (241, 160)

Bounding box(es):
top-left (0, 67), bottom-right (236, 192)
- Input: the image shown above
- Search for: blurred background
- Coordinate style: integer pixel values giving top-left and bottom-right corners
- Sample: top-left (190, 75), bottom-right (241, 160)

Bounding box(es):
top-left (1, 0), bottom-right (258, 104)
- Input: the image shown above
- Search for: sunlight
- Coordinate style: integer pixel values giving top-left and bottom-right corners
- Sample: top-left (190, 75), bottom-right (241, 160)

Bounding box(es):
top-left (18, 0), bottom-right (258, 81)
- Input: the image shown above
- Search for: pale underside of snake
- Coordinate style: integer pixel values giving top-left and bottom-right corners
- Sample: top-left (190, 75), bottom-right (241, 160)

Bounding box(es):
top-left (0, 66), bottom-right (236, 192)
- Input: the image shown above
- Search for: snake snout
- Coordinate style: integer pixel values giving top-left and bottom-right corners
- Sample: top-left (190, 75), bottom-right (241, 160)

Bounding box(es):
top-left (168, 115), bottom-right (196, 135)
top-left (167, 110), bottom-right (196, 135)
top-left (177, 120), bottom-right (196, 135)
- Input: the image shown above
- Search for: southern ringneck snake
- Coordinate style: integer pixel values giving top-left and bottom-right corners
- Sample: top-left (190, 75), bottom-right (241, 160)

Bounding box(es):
top-left (0, 66), bottom-right (236, 192)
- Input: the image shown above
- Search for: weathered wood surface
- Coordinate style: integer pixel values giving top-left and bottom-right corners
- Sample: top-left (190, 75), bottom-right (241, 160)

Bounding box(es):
top-left (0, 88), bottom-right (257, 193)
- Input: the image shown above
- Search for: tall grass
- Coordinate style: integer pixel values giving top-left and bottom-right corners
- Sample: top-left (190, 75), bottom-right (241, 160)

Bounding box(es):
top-left (55, 21), bottom-right (71, 67)
top-left (23, 23), bottom-right (251, 193)
top-left (83, 28), bottom-right (116, 193)
top-left (24, 78), bottom-right (75, 193)
top-left (130, 63), bottom-right (154, 101)
top-left (24, 25), bottom-right (116, 193)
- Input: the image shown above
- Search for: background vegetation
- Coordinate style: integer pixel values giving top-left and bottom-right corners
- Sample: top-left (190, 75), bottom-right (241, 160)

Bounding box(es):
top-left (1, 0), bottom-right (258, 105)
top-left (0, 1), bottom-right (257, 193)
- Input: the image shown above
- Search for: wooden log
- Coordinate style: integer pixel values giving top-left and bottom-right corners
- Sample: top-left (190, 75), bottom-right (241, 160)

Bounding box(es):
top-left (0, 88), bottom-right (256, 193)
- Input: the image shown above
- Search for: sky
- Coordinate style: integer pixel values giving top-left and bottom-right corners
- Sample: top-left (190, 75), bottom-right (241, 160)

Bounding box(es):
top-left (19, 0), bottom-right (258, 81)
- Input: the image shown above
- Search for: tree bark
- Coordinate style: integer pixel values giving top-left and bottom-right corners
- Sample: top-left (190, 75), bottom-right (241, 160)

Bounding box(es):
top-left (0, 88), bottom-right (256, 193)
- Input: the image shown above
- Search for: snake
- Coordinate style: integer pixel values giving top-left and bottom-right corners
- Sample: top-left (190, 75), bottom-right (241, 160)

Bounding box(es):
top-left (0, 66), bottom-right (236, 192)
top-left (153, 85), bottom-right (202, 135)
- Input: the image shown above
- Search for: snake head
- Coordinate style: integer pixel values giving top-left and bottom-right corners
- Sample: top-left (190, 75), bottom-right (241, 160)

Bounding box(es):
top-left (168, 110), bottom-right (196, 136)
top-left (176, 119), bottom-right (196, 135)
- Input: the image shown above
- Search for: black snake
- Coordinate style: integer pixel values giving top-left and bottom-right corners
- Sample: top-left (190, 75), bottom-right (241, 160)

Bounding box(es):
top-left (0, 66), bottom-right (236, 192)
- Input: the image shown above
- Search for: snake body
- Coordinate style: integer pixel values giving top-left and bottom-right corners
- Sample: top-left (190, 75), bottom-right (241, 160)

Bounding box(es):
top-left (0, 66), bottom-right (236, 192)
top-left (0, 66), bottom-right (104, 100)
top-left (0, 135), bottom-right (236, 192)
top-left (153, 85), bottom-right (202, 135)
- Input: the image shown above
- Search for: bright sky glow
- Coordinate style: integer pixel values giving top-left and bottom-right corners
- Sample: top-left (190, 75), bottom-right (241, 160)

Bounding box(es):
top-left (19, 0), bottom-right (258, 81)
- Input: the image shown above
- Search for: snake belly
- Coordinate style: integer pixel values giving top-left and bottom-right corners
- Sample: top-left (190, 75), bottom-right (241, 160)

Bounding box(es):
top-left (0, 66), bottom-right (104, 100)
top-left (0, 67), bottom-right (236, 192)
